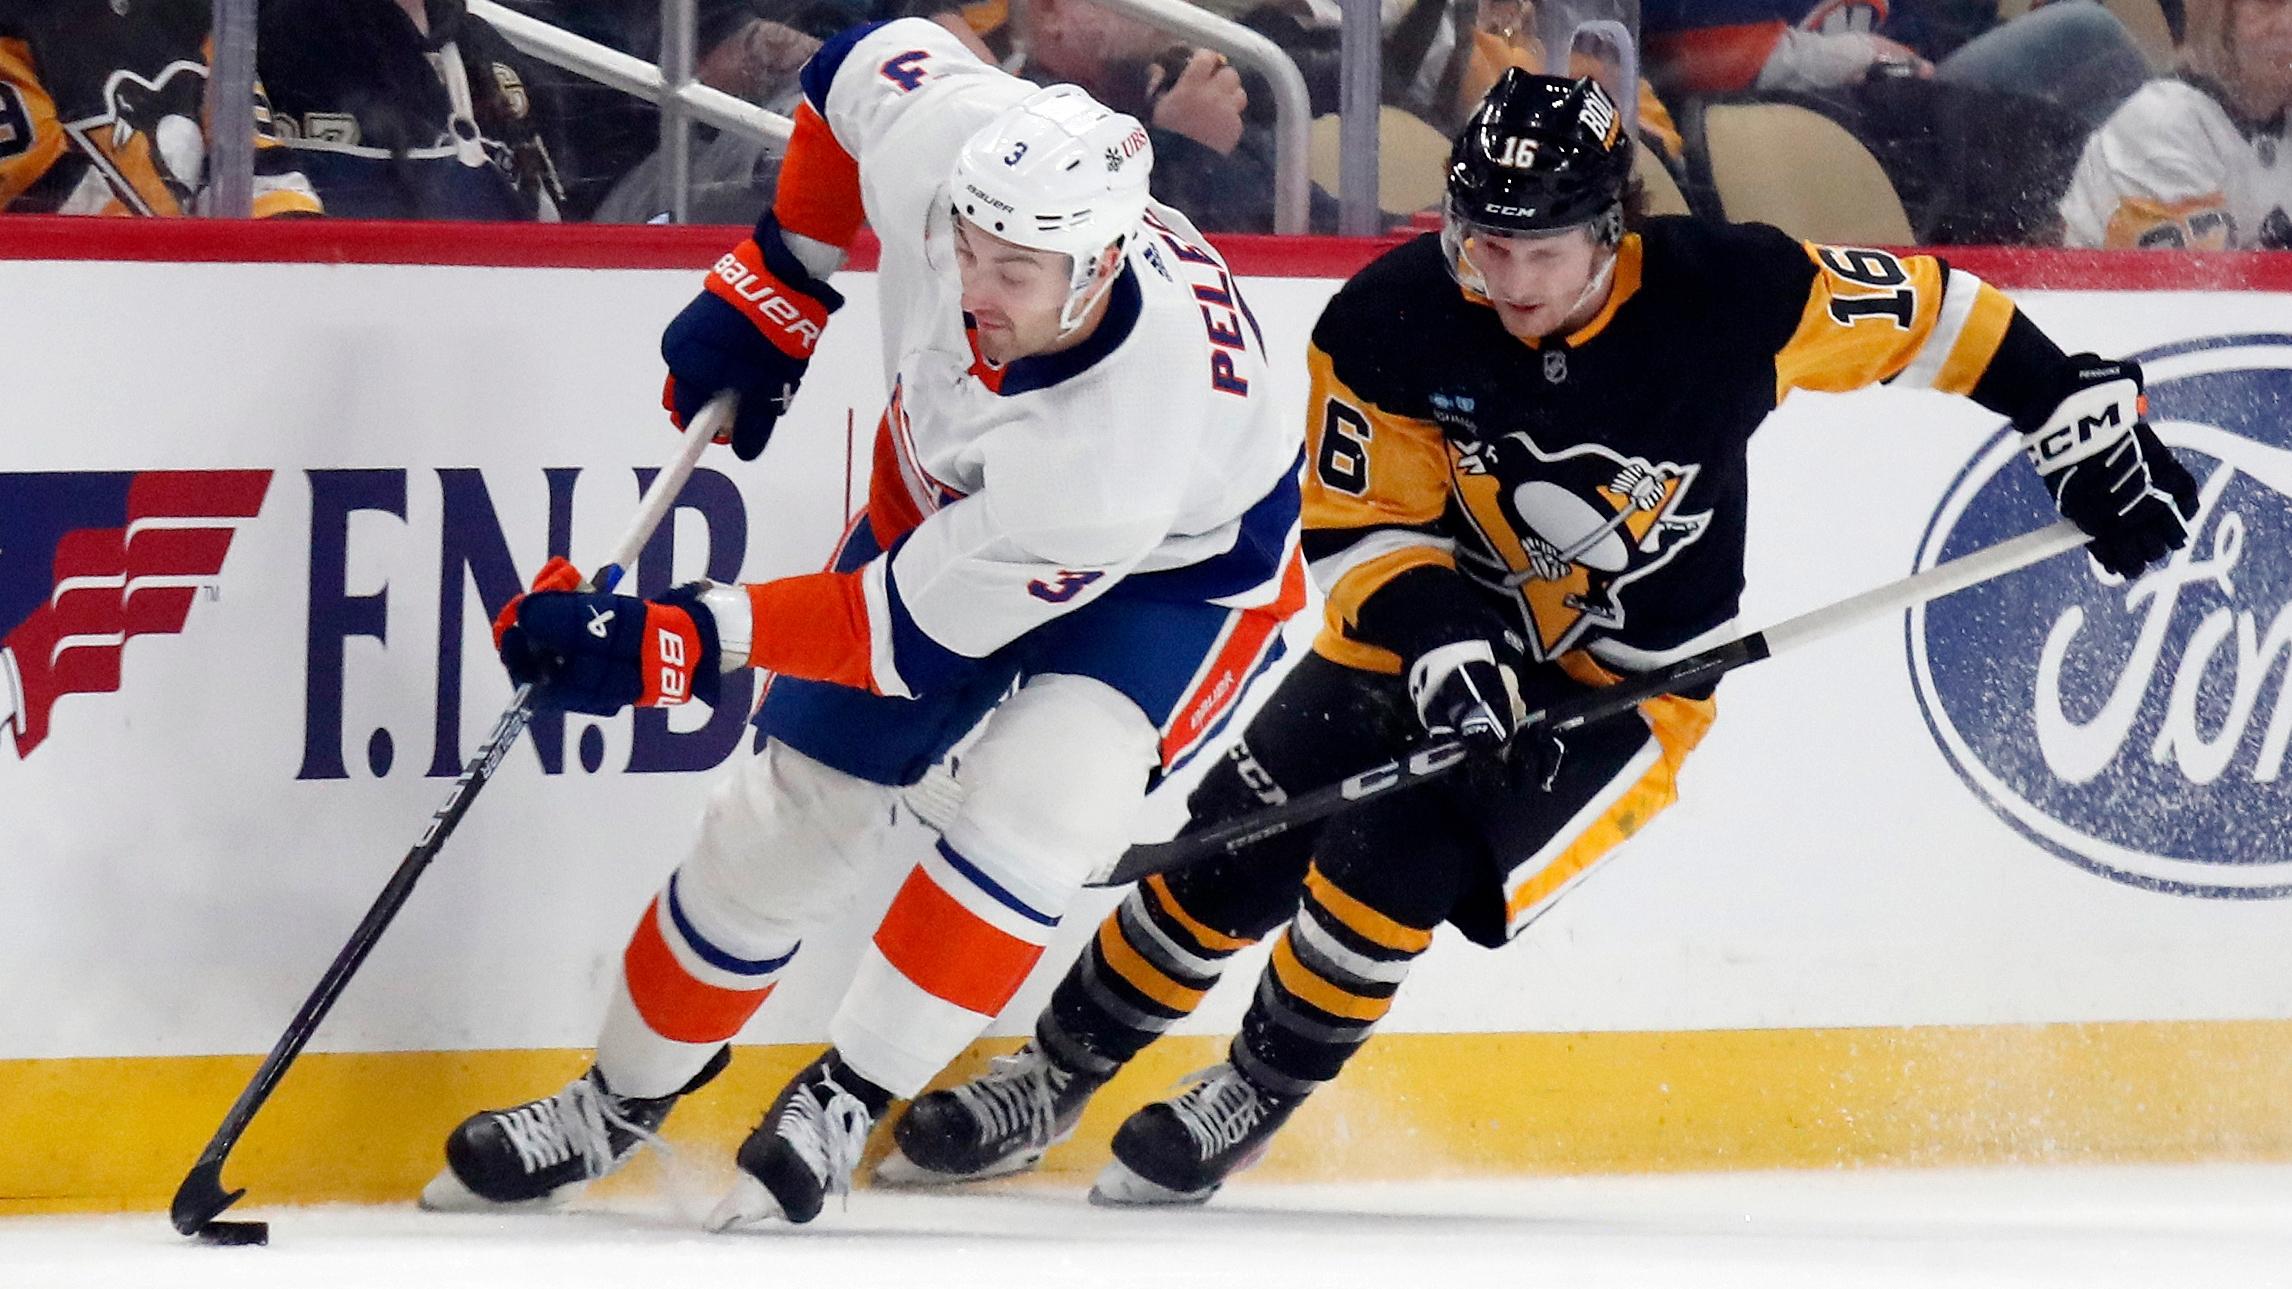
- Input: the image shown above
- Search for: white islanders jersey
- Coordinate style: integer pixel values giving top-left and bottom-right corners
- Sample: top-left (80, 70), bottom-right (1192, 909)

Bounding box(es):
top-left (2060, 75), bottom-right (2292, 250)
top-left (805, 20), bottom-right (1303, 695)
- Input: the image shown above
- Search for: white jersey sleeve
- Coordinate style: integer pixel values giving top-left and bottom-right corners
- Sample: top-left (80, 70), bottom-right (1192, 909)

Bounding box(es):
top-left (865, 280), bottom-right (1237, 697)
top-left (803, 19), bottom-right (1037, 244)
top-left (2060, 80), bottom-right (2238, 249)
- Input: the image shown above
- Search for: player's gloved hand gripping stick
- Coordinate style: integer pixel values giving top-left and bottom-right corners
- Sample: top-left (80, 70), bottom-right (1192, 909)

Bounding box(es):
top-left (170, 396), bottom-right (731, 1246)
top-left (1092, 518), bottom-right (2093, 889)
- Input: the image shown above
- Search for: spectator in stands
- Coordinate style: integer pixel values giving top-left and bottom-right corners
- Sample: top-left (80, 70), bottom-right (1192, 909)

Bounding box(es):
top-left (488, 0), bottom-right (660, 219)
top-left (592, 6), bottom-right (847, 224)
top-left (259, 0), bottom-right (565, 220)
top-left (1015, 0), bottom-right (1275, 230)
top-left (1644, 1), bottom-right (2147, 132)
top-left (0, 0), bottom-right (319, 216)
top-left (2060, 0), bottom-right (2292, 247)
top-left (889, 0), bottom-right (1016, 62)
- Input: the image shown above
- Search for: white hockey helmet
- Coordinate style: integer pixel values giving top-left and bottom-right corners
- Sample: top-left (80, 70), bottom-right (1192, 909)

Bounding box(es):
top-left (950, 84), bottom-right (1154, 333)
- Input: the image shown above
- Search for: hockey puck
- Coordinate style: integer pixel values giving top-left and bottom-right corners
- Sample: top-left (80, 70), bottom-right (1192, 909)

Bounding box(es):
top-left (195, 1220), bottom-right (269, 1246)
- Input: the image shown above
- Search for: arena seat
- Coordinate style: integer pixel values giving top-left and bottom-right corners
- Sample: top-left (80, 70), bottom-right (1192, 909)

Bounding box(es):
top-left (1307, 105), bottom-right (1454, 218)
top-left (1634, 144), bottom-right (1693, 217)
top-left (1700, 102), bottom-right (1915, 243)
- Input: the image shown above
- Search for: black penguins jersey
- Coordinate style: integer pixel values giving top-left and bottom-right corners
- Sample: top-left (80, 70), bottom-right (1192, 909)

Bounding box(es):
top-left (0, 0), bottom-right (320, 217)
top-left (1304, 217), bottom-right (2043, 675)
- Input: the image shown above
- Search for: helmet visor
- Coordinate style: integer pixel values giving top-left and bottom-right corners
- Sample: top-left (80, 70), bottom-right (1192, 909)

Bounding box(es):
top-left (1440, 198), bottom-right (1602, 299)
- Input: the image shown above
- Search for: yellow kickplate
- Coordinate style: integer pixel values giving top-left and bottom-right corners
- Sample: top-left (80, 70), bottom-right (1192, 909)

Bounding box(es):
top-left (10, 1020), bottom-right (2292, 1215)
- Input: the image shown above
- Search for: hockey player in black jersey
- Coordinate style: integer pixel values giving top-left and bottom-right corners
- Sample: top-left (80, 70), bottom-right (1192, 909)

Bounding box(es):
top-left (883, 68), bottom-right (2202, 1205)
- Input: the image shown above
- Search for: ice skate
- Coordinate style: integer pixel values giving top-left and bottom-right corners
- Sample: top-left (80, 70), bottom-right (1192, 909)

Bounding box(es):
top-left (878, 1042), bottom-right (1107, 1186)
top-left (706, 1053), bottom-right (882, 1229)
top-left (1089, 1063), bottom-right (1299, 1207)
top-left (421, 1046), bottom-right (729, 1211)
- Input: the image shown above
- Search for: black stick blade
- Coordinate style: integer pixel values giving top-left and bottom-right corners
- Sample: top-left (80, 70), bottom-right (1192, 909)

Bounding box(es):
top-left (171, 1157), bottom-right (243, 1236)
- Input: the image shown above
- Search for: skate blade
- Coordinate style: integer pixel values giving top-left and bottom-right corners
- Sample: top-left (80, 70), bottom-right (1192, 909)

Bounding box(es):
top-left (1086, 1157), bottom-right (1218, 1208)
top-left (417, 1167), bottom-right (576, 1214)
top-left (705, 1173), bottom-right (789, 1232)
top-left (873, 1142), bottom-right (1047, 1188)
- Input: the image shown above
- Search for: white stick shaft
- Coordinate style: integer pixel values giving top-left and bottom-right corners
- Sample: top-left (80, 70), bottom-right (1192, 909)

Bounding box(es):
top-left (1762, 518), bottom-right (2087, 657)
top-left (587, 394), bottom-right (731, 593)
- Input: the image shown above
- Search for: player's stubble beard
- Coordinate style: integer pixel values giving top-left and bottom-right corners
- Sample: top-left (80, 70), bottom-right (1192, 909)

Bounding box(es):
top-left (1491, 246), bottom-right (1617, 343)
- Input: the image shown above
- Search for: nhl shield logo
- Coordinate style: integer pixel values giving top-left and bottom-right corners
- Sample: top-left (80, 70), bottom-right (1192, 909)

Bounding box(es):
top-left (1908, 334), bottom-right (2292, 897)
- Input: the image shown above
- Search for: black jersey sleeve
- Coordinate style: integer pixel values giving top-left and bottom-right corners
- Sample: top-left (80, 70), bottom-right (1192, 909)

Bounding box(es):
top-left (1302, 238), bottom-right (1478, 676)
top-left (1663, 218), bottom-right (2035, 405)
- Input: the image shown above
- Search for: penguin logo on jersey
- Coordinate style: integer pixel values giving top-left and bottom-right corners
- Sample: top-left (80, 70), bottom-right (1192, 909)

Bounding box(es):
top-left (1451, 430), bottom-right (1710, 659)
top-left (61, 60), bottom-right (211, 214)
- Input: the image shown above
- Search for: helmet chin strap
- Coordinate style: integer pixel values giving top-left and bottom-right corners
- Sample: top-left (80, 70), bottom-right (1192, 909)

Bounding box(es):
top-left (1056, 238), bottom-right (1124, 336)
top-left (1556, 242), bottom-right (1619, 331)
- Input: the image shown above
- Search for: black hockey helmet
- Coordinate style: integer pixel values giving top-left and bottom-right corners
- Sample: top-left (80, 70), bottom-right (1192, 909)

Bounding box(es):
top-left (1445, 69), bottom-right (1633, 240)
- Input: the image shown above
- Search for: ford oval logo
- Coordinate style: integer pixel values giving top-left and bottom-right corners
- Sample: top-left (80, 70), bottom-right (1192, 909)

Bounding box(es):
top-left (1908, 333), bottom-right (2292, 897)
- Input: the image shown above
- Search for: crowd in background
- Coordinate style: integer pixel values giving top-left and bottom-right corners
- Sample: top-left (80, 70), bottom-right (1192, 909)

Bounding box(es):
top-left (2, 0), bottom-right (2287, 248)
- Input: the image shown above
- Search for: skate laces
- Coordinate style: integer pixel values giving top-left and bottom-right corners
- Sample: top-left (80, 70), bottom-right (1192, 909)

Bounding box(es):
top-left (777, 1073), bottom-right (874, 1203)
top-left (497, 1076), bottom-right (634, 1179)
top-left (1166, 1064), bottom-right (1269, 1161)
top-left (949, 1047), bottom-right (1069, 1148)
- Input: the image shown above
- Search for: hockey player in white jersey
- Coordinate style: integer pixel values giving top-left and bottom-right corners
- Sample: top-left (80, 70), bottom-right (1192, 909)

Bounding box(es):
top-left (418, 18), bottom-right (1303, 1227)
top-left (2060, 0), bottom-right (2292, 249)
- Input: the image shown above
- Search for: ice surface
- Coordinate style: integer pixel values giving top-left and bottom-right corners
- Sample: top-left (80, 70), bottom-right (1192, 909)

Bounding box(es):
top-left (9, 1165), bottom-right (2292, 1289)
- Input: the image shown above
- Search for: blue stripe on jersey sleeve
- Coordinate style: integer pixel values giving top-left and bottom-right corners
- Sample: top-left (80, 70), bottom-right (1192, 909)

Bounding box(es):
top-left (1112, 450), bottom-right (1302, 603)
top-left (799, 21), bottom-right (890, 114)
top-left (882, 551), bottom-right (987, 695)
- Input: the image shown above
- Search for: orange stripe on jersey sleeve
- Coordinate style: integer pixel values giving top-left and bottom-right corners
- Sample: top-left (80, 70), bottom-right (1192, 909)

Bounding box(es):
top-left (622, 899), bottom-right (776, 1044)
top-left (867, 403), bottom-right (930, 550)
top-left (873, 865), bottom-right (1047, 1015)
top-left (772, 101), bottom-right (865, 249)
top-left (744, 569), bottom-right (877, 691)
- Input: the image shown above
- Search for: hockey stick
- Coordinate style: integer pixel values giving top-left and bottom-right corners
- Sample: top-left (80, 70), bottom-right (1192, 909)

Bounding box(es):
top-left (170, 396), bottom-right (730, 1244)
top-left (1090, 518), bottom-right (2089, 888)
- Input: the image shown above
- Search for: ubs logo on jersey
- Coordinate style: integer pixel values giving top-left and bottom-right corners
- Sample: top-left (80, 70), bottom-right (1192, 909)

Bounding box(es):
top-left (0, 471), bottom-right (270, 762)
top-left (1453, 430), bottom-right (1710, 659)
top-left (1909, 334), bottom-right (2292, 897)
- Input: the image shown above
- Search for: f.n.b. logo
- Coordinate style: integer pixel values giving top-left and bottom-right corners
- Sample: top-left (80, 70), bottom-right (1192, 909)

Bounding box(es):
top-left (0, 471), bottom-right (270, 760)
top-left (1909, 335), bottom-right (2292, 897)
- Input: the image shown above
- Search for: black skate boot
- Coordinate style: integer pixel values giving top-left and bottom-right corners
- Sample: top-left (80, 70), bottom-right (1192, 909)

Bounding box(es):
top-left (421, 1045), bottom-right (730, 1211)
top-left (1091, 1062), bottom-right (1301, 1206)
top-left (877, 1042), bottom-right (1109, 1186)
top-left (707, 1051), bottom-right (890, 1229)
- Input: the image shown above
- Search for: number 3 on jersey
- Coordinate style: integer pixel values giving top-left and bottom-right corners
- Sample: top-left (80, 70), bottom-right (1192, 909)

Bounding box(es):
top-left (1316, 399), bottom-right (1374, 496)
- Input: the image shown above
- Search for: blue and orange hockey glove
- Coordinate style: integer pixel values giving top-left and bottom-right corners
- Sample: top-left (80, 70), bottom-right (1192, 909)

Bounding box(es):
top-left (662, 212), bottom-right (844, 462)
top-left (492, 558), bottom-right (721, 715)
